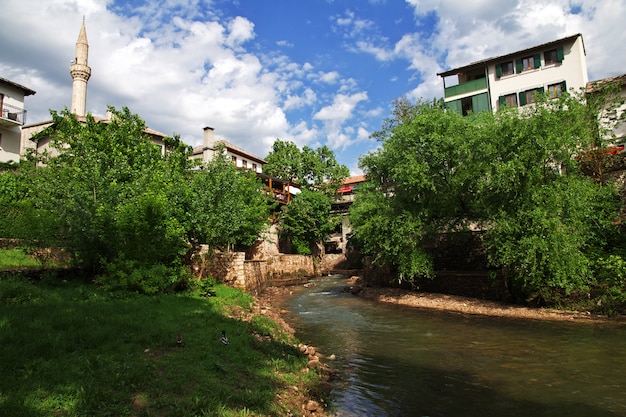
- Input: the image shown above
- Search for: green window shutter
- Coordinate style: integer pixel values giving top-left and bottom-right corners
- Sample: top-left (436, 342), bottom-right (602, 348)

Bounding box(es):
top-left (499, 95), bottom-right (505, 106)
top-left (534, 53), bottom-right (541, 68)
top-left (496, 64), bottom-right (502, 78)
top-left (472, 93), bottom-right (490, 113)
top-left (537, 86), bottom-right (544, 94)
top-left (446, 99), bottom-right (462, 114)
top-left (561, 80), bottom-right (567, 93)
top-left (516, 59), bottom-right (523, 73)
top-left (556, 46), bottom-right (564, 62)
top-left (519, 91), bottom-right (527, 106)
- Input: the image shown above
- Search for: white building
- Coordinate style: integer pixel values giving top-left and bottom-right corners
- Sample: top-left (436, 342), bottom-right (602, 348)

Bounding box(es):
top-left (192, 126), bottom-right (266, 173)
top-left (0, 77), bottom-right (36, 163)
top-left (438, 34), bottom-right (588, 115)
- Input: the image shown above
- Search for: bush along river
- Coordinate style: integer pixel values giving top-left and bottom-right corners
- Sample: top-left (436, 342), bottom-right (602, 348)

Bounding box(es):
top-left (279, 275), bottom-right (626, 417)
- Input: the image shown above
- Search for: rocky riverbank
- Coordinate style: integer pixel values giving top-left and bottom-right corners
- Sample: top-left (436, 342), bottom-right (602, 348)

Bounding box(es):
top-left (253, 286), bottom-right (335, 416)
top-left (345, 276), bottom-right (625, 323)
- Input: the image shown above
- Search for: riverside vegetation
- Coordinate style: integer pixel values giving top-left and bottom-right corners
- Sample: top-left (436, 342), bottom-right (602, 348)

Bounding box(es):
top-left (0, 106), bottom-right (347, 416)
top-left (0, 263), bottom-right (333, 416)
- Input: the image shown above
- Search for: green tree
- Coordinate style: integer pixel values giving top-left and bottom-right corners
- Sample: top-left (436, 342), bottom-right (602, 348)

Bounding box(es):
top-left (28, 107), bottom-right (192, 292)
top-left (264, 139), bottom-right (349, 193)
top-left (352, 94), bottom-right (623, 301)
top-left (189, 146), bottom-right (272, 252)
top-left (263, 139), bottom-right (303, 184)
top-left (264, 139), bottom-right (349, 255)
top-left (279, 189), bottom-right (336, 255)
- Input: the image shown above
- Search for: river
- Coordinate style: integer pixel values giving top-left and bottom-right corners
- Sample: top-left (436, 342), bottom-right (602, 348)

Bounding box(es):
top-left (279, 275), bottom-right (626, 417)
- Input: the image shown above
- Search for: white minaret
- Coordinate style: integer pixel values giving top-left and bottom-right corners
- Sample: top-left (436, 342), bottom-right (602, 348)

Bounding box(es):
top-left (70, 19), bottom-right (91, 117)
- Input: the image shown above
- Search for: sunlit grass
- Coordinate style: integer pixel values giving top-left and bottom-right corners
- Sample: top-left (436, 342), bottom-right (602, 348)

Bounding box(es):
top-left (0, 248), bottom-right (42, 269)
top-left (0, 276), bottom-right (327, 416)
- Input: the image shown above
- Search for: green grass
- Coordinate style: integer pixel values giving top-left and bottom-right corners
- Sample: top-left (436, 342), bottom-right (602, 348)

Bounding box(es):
top-left (0, 248), bottom-right (43, 269)
top-left (0, 276), bottom-right (327, 416)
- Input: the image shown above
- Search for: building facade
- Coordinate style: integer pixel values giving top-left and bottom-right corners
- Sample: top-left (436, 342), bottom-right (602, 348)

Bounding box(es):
top-left (0, 78), bottom-right (36, 163)
top-left (192, 126), bottom-right (266, 173)
top-left (438, 34), bottom-right (588, 115)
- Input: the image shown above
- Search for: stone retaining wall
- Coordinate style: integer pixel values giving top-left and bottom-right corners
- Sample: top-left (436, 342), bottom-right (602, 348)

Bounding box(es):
top-left (265, 254), bottom-right (316, 284)
top-left (202, 251), bottom-right (319, 293)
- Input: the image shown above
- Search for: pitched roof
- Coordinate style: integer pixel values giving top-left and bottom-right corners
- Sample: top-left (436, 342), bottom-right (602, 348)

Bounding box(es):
top-left (586, 73), bottom-right (626, 93)
top-left (437, 33), bottom-right (584, 77)
top-left (215, 139), bottom-right (267, 164)
top-left (0, 77), bottom-right (36, 96)
top-left (342, 174), bottom-right (367, 185)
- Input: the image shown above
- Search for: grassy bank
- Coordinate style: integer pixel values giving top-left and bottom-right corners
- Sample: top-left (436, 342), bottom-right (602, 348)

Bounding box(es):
top-left (0, 275), bottom-right (329, 416)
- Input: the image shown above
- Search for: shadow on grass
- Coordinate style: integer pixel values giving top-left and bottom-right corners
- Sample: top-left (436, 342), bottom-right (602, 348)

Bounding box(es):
top-left (0, 276), bottom-right (312, 416)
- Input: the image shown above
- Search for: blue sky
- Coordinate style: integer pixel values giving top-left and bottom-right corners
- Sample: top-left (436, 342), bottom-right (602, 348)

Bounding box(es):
top-left (2, 0), bottom-right (625, 174)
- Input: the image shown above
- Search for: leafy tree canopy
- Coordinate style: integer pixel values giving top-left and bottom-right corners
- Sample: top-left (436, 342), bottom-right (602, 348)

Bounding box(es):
top-left (189, 145), bottom-right (272, 251)
top-left (264, 139), bottom-right (349, 194)
top-left (0, 107), bottom-right (267, 292)
top-left (279, 189), bottom-right (335, 255)
top-left (351, 93), bottom-right (624, 300)
top-left (264, 139), bottom-right (349, 255)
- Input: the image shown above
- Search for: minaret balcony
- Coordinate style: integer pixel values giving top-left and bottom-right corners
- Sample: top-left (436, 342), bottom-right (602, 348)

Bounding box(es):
top-left (0, 103), bottom-right (27, 127)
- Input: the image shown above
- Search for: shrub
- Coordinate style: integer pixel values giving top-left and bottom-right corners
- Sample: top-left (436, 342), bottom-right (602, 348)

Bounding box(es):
top-left (95, 259), bottom-right (188, 294)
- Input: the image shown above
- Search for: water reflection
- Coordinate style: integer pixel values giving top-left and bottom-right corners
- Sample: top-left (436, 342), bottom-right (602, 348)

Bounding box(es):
top-left (281, 275), bottom-right (626, 417)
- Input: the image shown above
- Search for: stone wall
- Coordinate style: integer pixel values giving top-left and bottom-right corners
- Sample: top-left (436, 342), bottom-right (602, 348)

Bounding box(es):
top-left (201, 251), bottom-right (319, 293)
top-left (264, 254), bottom-right (316, 286)
top-left (246, 223), bottom-right (281, 260)
top-left (205, 251), bottom-right (247, 289)
top-left (243, 260), bottom-right (268, 294)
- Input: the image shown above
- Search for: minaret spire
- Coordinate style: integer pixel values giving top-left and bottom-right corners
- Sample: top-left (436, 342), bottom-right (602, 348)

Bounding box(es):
top-left (70, 18), bottom-right (91, 117)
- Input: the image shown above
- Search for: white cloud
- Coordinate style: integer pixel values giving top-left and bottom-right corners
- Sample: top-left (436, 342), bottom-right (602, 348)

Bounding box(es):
top-left (2, 0), bottom-right (623, 171)
top-left (226, 16), bottom-right (255, 48)
top-left (318, 71), bottom-right (340, 84)
top-left (284, 88), bottom-right (317, 111)
top-left (314, 92), bottom-right (368, 123)
top-left (405, 0), bottom-right (626, 81)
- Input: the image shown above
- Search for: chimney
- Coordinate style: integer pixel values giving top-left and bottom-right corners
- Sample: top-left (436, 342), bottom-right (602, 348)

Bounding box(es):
top-left (203, 126), bottom-right (214, 148)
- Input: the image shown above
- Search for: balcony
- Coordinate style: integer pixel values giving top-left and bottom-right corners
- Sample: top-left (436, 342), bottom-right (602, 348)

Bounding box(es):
top-left (444, 77), bottom-right (488, 98)
top-left (0, 102), bottom-right (27, 127)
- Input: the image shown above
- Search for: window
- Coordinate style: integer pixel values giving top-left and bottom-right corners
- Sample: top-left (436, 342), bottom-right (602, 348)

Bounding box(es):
top-left (547, 81), bottom-right (567, 98)
top-left (496, 61), bottom-right (514, 78)
top-left (231, 155), bottom-right (237, 165)
top-left (544, 47), bottom-right (564, 65)
top-left (242, 159), bottom-right (248, 168)
top-left (516, 54), bottom-right (541, 73)
top-left (498, 93), bottom-right (518, 108)
top-left (519, 87), bottom-right (544, 106)
top-left (252, 163), bottom-right (257, 171)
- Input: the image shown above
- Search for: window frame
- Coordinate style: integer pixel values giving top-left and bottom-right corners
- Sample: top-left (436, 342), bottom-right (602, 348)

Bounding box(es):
top-left (547, 81), bottom-right (567, 98)
top-left (544, 46), bottom-right (564, 65)
top-left (519, 87), bottom-right (545, 106)
top-left (499, 93), bottom-right (518, 108)
top-left (496, 61), bottom-right (514, 78)
top-left (516, 54), bottom-right (541, 73)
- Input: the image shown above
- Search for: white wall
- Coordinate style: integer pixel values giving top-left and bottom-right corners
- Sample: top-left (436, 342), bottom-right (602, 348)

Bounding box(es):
top-left (488, 36), bottom-right (588, 111)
